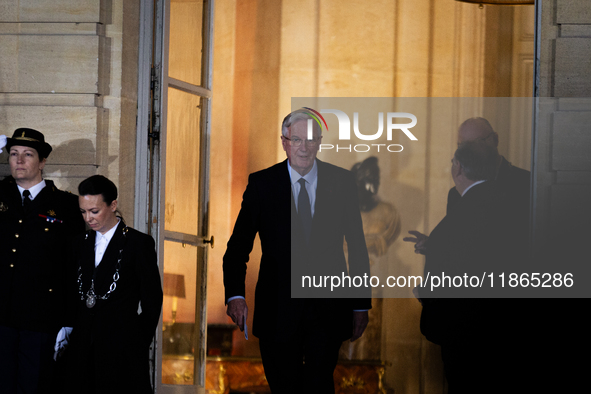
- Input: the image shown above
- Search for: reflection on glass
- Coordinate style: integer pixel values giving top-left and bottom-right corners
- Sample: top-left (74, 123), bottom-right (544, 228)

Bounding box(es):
top-left (162, 241), bottom-right (198, 385)
top-left (169, 0), bottom-right (204, 86)
top-left (165, 87), bottom-right (201, 235)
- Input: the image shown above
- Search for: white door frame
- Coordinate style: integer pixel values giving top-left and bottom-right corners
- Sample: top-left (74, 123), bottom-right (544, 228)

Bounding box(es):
top-left (135, 0), bottom-right (215, 392)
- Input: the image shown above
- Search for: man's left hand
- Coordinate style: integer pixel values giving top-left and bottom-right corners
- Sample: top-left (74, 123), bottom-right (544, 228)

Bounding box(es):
top-left (351, 311), bottom-right (369, 342)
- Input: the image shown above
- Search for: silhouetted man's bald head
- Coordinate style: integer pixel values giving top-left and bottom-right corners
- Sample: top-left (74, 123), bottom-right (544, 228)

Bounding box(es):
top-left (457, 117), bottom-right (499, 148)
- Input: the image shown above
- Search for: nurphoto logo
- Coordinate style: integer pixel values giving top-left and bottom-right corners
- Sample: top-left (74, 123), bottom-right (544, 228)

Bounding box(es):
top-left (298, 107), bottom-right (418, 153)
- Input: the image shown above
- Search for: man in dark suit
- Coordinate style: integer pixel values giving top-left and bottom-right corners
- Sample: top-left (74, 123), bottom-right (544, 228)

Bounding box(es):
top-left (448, 118), bottom-right (530, 211)
top-left (223, 111), bottom-right (371, 393)
top-left (0, 128), bottom-right (86, 394)
top-left (405, 117), bottom-right (530, 255)
top-left (418, 141), bottom-right (518, 392)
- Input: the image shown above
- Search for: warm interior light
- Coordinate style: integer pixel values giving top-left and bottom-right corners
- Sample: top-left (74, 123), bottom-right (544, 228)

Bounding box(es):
top-left (456, 0), bottom-right (534, 5)
top-left (163, 273), bottom-right (186, 324)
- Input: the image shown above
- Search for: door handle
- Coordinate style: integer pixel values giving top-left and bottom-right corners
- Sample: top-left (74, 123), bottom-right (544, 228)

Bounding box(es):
top-left (203, 235), bottom-right (214, 249)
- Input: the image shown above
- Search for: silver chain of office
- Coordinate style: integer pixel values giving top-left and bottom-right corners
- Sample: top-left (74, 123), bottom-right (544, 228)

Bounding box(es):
top-left (77, 228), bottom-right (127, 308)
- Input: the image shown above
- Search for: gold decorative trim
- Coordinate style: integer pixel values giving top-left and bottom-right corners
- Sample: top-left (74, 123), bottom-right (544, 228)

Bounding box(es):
top-left (12, 136), bottom-right (43, 143)
top-left (377, 366), bottom-right (387, 394)
top-left (340, 375), bottom-right (366, 390)
top-left (208, 364), bottom-right (227, 394)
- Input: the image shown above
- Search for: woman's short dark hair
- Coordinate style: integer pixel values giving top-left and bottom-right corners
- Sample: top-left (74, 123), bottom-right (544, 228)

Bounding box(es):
top-left (78, 175), bottom-right (118, 205)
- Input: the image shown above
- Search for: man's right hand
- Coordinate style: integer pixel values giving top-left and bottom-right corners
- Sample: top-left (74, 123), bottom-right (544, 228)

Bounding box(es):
top-left (226, 298), bottom-right (248, 331)
top-left (403, 230), bottom-right (429, 255)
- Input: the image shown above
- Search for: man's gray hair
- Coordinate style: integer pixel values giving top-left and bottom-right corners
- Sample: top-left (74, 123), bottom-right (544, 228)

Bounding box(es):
top-left (454, 141), bottom-right (498, 182)
top-left (281, 111), bottom-right (322, 137)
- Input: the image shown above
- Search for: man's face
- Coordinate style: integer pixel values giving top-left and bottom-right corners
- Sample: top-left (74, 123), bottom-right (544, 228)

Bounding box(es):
top-left (282, 120), bottom-right (321, 176)
top-left (9, 145), bottom-right (46, 187)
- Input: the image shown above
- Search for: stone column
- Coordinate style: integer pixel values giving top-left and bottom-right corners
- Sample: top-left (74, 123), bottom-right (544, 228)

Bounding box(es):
top-left (533, 0), bottom-right (591, 281)
top-left (0, 0), bottom-right (139, 222)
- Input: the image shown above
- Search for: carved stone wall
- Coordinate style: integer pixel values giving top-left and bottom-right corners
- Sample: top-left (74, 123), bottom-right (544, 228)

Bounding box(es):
top-left (533, 0), bottom-right (591, 281)
top-left (0, 0), bottom-right (140, 223)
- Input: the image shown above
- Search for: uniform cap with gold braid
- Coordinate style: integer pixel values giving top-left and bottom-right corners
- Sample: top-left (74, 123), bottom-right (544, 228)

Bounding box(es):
top-left (6, 128), bottom-right (52, 159)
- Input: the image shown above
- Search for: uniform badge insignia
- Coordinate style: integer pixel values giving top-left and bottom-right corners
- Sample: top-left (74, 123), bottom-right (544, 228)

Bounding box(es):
top-left (0, 202), bottom-right (7, 212)
top-left (39, 212), bottom-right (63, 223)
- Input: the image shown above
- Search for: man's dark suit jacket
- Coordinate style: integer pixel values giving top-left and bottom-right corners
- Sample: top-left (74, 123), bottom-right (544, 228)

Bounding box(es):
top-left (446, 156), bottom-right (530, 216)
top-left (419, 181), bottom-right (517, 345)
top-left (223, 159), bottom-right (371, 342)
top-left (421, 180), bottom-right (531, 390)
top-left (66, 221), bottom-right (163, 394)
top-left (446, 156), bottom-right (531, 269)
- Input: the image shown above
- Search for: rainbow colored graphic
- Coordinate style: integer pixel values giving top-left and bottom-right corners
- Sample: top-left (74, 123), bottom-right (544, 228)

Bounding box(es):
top-left (294, 107), bottom-right (329, 132)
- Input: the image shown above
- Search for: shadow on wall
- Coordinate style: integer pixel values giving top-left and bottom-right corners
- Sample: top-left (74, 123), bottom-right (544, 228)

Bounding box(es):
top-left (0, 138), bottom-right (111, 195)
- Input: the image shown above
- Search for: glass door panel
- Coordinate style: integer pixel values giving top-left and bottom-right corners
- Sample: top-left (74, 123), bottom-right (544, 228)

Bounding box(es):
top-left (164, 88), bottom-right (202, 235)
top-left (169, 0), bottom-right (204, 86)
top-left (154, 0), bottom-right (213, 392)
top-left (161, 87), bottom-right (203, 388)
top-left (162, 240), bottom-right (198, 385)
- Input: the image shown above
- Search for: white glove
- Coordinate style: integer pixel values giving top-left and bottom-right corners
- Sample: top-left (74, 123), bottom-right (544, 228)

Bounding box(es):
top-left (53, 327), bottom-right (73, 361)
top-left (0, 135), bottom-right (6, 154)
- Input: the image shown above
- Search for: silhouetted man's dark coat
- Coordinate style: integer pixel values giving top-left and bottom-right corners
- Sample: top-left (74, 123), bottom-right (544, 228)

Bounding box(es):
top-left (420, 181), bottom-right (525, 392)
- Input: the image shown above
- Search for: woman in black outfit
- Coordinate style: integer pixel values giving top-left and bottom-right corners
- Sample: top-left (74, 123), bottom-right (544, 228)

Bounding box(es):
top-left (65, 175), bottom-right (162, 394)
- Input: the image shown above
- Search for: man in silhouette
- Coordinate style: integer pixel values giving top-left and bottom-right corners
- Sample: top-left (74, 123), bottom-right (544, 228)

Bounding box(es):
top-left (418, 141), bottom-right (518, 392)
top-left (404, 117), bottom-right (530, 255)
